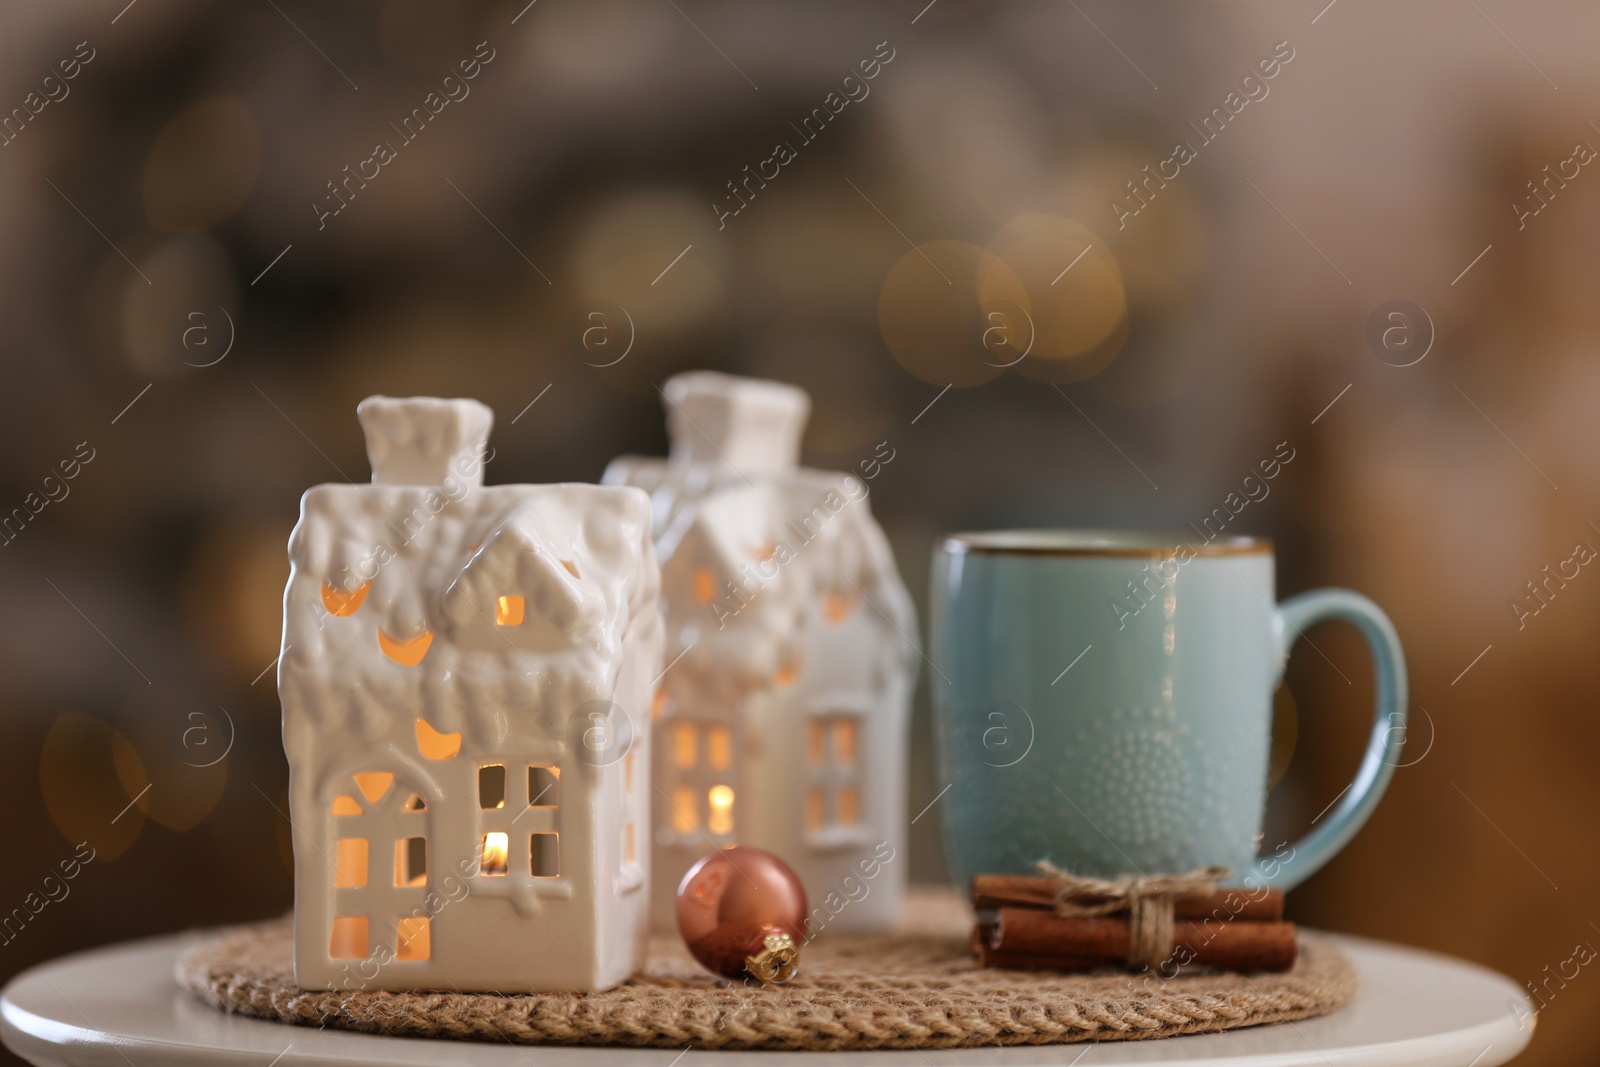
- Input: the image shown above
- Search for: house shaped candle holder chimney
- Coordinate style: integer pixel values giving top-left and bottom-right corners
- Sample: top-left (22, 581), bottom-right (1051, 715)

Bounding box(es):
top-left (604, 372), bottom-right (916, 934)
top-left (279, 396), bottom-right (661, 993)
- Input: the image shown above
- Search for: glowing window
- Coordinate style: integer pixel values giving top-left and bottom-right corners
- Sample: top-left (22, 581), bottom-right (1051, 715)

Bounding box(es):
top-left (353, 772), bottom-right (393, 805)
top-left (671, 785), bottom-right (698, 834)
top-left (329, 916), bottom-right (368, 959)
top-left (831, 720), bottom-right (857, 765)
top-left (625, 822), bottom-right (636, 864)
top-left (478, 765), bottom-right (506, 809)
top-left (672, 722), bottom-right (697, 769)
top-left (805, 714), bottom-right (864, 835)
top-left (822, 590), bottom-right (855, 623)
top-left (805, 789), bottom-right (824, 833)
top-left (395, 917), bottom-right (430, 961)
top-left (531, 832), bottom-right (559, 878)
top-left (416, 718), bottom-right (461, 761)
top-left (395, 837), bottom-right (426, 887)
top-left (837, 785), bottom-right (859, 826)
top-left (774, 658), bottom-right (798, 687)
top-left (321, 581), bottom-right (369, 617)
top-left (708, 785), bottom-right (734, 836)
top-left (495, 596), bottom-right (525, 626)
top-left (334, 838), bottom-right (368, 889)
top-left (652, 688), bottom-right (670, 720)
top-left (693, 567), bottom-right (717, 605)
top-left (331, 795), bottom-right (362, 816)
top-left (379, 629), bottom-right (433, 666)
top-left (708, 726), bottom-right (732, 771)
top-left (480, 832), bottom-right (509, 877)
top-left (528, 765), bottom-right (559, 807)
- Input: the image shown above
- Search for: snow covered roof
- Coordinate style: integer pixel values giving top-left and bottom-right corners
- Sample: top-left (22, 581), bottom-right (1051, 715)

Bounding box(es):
top-left (279, 397), bottom-right (660, 745)
top-left (604, 373), bottom-right (916, 700)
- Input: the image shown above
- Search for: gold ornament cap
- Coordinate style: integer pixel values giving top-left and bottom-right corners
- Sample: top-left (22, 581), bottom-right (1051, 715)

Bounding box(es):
top-left (745, 931), bottom-right (800, 986)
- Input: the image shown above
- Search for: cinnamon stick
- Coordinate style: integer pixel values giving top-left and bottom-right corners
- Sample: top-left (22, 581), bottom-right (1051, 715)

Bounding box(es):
top-left (971, 874), bottom-right (1284, 922)
top-left (992, 907), bottom-right (1297, 972)
top-left (970, 923), bottom-right (1103, 972)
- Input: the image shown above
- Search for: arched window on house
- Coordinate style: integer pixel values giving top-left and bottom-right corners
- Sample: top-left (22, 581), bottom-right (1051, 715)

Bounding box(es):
top-left (327, 771), bottom-right (431, 962)
top-left (661, 717), bottom-right (736, 843)
top-left (805, 713), bottom-right (862, 839)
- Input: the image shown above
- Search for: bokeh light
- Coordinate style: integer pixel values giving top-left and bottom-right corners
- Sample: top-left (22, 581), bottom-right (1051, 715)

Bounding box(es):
top-left (142, 95), bottom-right (261, 233)
top-left (113, 686), bottom-right (229, 832)
top-left (984, 214), bottom-right (1126, 363)
top-left (183, 524), bottom-right (290, 683)
top-left (40, 713), bottom-right (146, 862)
top-left (526, 0), bottom-right (675, 91)
top-left (1048, 153), bottom-right (1209, 285)
top-left (879, 240), bottom-right (1022, 388)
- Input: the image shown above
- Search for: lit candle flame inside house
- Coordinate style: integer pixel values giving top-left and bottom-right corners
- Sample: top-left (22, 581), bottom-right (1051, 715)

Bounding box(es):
top-left (708, 784), bottom-right (734, 836)
top-left (481, 831), bottom-right (509, 876)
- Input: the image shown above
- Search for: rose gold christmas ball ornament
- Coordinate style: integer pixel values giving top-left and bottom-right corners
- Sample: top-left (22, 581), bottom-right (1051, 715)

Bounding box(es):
top-left (677, 847), bottom-right (808, 984)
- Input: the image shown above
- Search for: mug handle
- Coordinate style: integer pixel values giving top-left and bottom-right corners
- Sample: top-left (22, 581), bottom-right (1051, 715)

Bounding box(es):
top-left (1244, 588), bottom-right (1407, 892)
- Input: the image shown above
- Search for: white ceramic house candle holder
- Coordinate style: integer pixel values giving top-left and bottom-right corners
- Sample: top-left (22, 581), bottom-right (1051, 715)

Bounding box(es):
top-left (279, 396), bottom-right (661, 993)
top-left (604, 372), bottom-right (916, 935)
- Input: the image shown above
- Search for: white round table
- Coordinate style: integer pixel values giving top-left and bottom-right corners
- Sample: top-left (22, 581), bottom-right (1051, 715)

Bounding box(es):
top-left (1, 931), bottom-right (1533, 1066)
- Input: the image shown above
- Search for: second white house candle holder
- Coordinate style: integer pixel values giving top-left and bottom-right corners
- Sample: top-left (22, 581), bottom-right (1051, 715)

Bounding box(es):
top-left (604, 372), bottom-right (917, 934)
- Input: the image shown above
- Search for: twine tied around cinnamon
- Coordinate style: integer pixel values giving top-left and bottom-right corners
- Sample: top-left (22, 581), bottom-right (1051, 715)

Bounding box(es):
top-left (1035, 861), bottom-right (1232, 970)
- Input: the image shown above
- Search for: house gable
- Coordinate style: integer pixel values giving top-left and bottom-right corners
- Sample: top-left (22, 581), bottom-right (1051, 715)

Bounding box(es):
top-left (442, 504), bottom-right (597, 653)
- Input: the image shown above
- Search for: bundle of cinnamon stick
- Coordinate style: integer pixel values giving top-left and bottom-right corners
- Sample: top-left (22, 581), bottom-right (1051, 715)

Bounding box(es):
top-left (970, 873), bottom-right (1298, 973)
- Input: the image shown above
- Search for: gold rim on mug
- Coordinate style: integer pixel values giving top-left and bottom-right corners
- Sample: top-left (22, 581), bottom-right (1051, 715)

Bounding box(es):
top-left (940, 529), bottom-right (1273, 558)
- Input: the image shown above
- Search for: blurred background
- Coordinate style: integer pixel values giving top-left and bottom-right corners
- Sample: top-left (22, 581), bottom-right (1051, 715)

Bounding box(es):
top-left (0, 0), bottom-right (1596, 1062)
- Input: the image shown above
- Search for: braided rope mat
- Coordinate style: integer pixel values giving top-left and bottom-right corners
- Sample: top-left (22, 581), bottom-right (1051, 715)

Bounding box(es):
top-left (175, 891), bottom-right (1355, 1050)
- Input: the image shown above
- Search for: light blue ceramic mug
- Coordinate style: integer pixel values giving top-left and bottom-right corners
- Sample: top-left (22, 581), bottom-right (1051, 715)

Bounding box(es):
top-left (930, 530), bottom-right (1406, 892)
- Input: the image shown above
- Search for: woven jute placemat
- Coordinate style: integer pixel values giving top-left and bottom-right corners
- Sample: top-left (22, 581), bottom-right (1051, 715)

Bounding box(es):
top-left (175, 891), bottom-right (1355, 1050)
